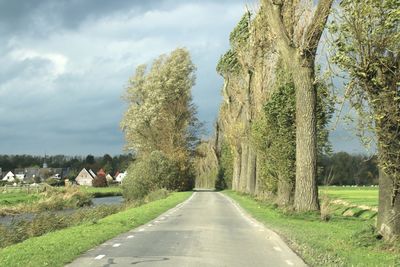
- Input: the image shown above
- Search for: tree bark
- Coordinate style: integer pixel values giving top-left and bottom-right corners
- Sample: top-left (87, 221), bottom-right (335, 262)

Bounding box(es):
top-left (232, 149), bottom-right (241, 191)
top-left (255, 152), bottom-right (262, 196)
top-left (292, 54), bottom-right (320, 211)
top-left (377, 169), bottom-right (400, 241)
top-left (276, 176), bottom-right (294, 207)
top-left (246, 146), bottom-right (257, 195)
top-left (239, 142), bottom-right (249, 192)
top-left (262, 0), bottom-right (333, 212)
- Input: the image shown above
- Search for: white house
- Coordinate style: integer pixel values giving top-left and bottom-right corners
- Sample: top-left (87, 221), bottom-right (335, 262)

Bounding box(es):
top-left (75, 168), bottom-right (95, 186)
top-left (115, 171), bottom-right (127, 183)
top-left (15, 174), bottom-right (25, 181)
top-left (106, 174), bottom-right (113, 183)
top-left (89, 169), bottom-right (96, 178)
top-left (2, 171), bottom-right (15, 182)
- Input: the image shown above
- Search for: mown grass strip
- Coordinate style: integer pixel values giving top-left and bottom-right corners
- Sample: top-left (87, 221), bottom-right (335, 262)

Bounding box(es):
top-left (0, 191), bottom-right (192, 267)
top-left (224, 191), bottom-right (399, 267)
top-left (0, 192), bottom-right (40, 206)
top-left (79, 186), bottom-right (123, 197)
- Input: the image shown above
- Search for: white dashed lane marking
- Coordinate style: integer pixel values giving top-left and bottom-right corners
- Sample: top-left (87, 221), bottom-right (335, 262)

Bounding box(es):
top-left (94, 255), bottom-right (105, 260)
top-left (138, 228), bottom-right (145, 232)
top-left (127, 235), bottom-right (134, 239)
top-left (285, 260), bottom-right (294, 266)
top-left (112, 243), bottom-right (121, 248)
top-left (273, 246), bottom-right (282, 252)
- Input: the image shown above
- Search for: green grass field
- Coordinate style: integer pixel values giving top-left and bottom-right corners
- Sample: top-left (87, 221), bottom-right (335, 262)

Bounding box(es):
top-left (77, 186), bottom-right (122, 197)
top-left (225, 191), bottom-right (399, 267)
top-left (319, 186), bottom-right (378, 207)
top-left (0, 192), bottom-right (40, 206)
top-left (0, 191), bottom-right (192, 267)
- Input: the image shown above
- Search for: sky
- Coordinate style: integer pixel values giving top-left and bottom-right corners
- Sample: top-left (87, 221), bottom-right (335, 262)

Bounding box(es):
top-left (0, 0), bottom-right (369, 156)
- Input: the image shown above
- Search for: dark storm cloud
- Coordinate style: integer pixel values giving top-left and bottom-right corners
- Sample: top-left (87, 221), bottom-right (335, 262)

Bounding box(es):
top-left (0, 0), bottom-right (249, 35)
top-left (0, 0), bottom-right (364, 155)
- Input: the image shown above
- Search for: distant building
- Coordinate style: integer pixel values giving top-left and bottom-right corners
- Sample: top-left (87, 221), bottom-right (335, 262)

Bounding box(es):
top-left (25, 168), bottom-right (40, 181)
top-left (97, 168), bottom-right (106, 177)
top-left (75, 168), bottom-right (95, 186)
top-left (115, 171), bottom-right (127, 183)
top-left (106, 174), bottom-right (113, 183)
top-left (89, 169), bottom-right (96, 179)
top-left (15, 173), bottom-right (25, 180)
top-left (2, 171), bottom-right (15, 182)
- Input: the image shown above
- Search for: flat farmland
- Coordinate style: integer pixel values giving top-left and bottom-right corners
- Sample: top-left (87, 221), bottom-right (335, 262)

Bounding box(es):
top-left (319, 186), bottom-right (378, 207)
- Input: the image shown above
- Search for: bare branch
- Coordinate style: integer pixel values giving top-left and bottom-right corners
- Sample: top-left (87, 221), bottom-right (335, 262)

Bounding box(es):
top-left (303, 0), bottom-right (334, 54)
top-left (262, 0), bottom-right (292, 57)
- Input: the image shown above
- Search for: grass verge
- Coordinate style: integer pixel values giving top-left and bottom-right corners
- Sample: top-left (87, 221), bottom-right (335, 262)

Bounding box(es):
top-left (0, 192), bottom-right (40, 206)
top-left (0, 191), bottom-right (192, 267)
top-left (224, 191), bottom-right (399, 267)
top-left (79, 186), bottom-right (123, 197)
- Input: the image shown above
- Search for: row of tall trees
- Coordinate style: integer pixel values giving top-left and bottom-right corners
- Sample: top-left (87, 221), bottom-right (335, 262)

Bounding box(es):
top-left (319, 153), bottom-right (379, 186)
top-left (208, 0), bottom-right (399, 241)
top-left (121, 48), bottom-right (201, 199)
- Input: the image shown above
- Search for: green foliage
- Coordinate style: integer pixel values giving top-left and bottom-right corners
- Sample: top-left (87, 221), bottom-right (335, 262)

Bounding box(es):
top-left (193, 141), bottom-right (219, 189)
top-left (252, 82), bottom-right (296, 195)
top-left (330, 0), bottom-right (400, 191)
top-left (229, 11), bottom-right (251, 48)
top-left (216, 12), bottom-right (251, 76)
top-left (121, 48), bottom-right (200, 195)
top-left (252, 73), bottom-right (334, 197)
top-left (122, 151), bottom-right (191, 201)
top-left (216, 141), bottom-right (234, 190)
top-left (216, 49), bottom-right (240, 75)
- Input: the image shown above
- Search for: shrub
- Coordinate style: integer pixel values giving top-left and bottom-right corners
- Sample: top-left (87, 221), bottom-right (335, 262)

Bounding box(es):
top-left (45, 178), bottom-right (62, 186)
top-left (0, 205), bottom-right (123, 249)
top-left (122, 151), bottom-right (181, 201)
top-left (144, 189), bottom-right (170, 203)
top-left (92, 176), bottom-right (108, 188)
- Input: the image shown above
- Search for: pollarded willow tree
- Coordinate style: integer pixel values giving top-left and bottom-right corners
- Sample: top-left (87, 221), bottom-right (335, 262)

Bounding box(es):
top-left (262, 0), bottom-right (334, 211)
top-left (252, 65), bottom-right (333, 207)
top-left (121, 48), bottom-right (201, 191)
top-left (216, 10), bottom-right (278, 196)
top-left (330, 0), bottom-right (400, 241)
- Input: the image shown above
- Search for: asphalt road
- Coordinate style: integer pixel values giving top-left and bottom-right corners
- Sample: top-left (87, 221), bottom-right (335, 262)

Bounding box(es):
top-left (67, 191), bottom-right (306, 267)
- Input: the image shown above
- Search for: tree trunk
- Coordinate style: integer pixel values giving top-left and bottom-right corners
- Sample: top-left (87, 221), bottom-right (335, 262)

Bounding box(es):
top-left (276, 176), bottom-right (294, 207)
top-left (246, 146), bottom-right (257, 195)
top-left (232, 149), bottom-right (241, 191)
top-left (255, 152), bottom-right (262, 196)
top-left (377, 169), bottom-right (400, 241)
top-left (292, 54), bottom-right (320, 211)
top-left (239, 142), bottom-right (249, 192)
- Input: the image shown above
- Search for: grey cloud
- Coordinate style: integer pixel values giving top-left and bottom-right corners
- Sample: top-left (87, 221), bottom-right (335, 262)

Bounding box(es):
top-left (0, 0), bottom-right (365, 156)
top-left (0, 0), bottom-right (249, 36)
